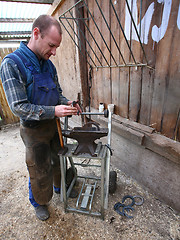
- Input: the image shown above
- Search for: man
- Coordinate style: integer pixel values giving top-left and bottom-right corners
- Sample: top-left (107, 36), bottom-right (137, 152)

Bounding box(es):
top-left (0, 15), bottom-right (81, 221)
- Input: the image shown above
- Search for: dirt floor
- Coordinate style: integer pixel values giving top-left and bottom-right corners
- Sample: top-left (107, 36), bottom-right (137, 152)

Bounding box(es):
top-left (0, 124), bottom-right (180, 240)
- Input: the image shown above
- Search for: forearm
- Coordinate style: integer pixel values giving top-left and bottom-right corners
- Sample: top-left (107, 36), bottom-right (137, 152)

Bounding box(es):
top-left (12, 101), bottom-right (55, 121)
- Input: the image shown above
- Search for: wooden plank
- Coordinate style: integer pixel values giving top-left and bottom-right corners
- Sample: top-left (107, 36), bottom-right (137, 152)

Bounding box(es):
top-left (0, 18), bottom-right (34, 23)
top-left (0, 80), bottom-right (19, 124)
top-left (110, 0), bottom-right (121, 114)
top-left (150, 1), bottom-right (174, 132)
top-left (112, 114), bottom-right (155, 134)
top-left (0, 47), bottom-right (19, 125)
top-left (47, 0), bottom-right (65, 15)
top-left (140, 67), bottom-right (155, 126)
top-left (119, 1), bottom-right (130, 118)
top-left (128, 0), bottom-right (156, 123)
top-left (143, 133), bottom-right (180, 165)
top-left (85, 0), bottom-right (95, 110)
top-left (0, 48), bottom-right (3, 62)
top-left (112, 120), bottom-right (145, 146)
top-left (128, 0), bottom-right (143, 122)
top-left (100, 0), bottom-right (111, 107)
top-left (89, 0), bottom-right (100, 109)
top-left (129, 66), bottom-right (142, 121)
top-left (75, 4), bottom-right (89, 109)
top-left (139, 0), bottom-right (157, 126)
top-left (52, 0), bottom-right (82, 102)
top-left (160, 0), bottom-right (180, 140)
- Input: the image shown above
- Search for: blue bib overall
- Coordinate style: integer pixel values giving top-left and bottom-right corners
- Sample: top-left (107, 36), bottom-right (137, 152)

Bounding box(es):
top-left (6, 50), bottom-right (59, 107)
top-left (7, 50), bottom-right (61, 207)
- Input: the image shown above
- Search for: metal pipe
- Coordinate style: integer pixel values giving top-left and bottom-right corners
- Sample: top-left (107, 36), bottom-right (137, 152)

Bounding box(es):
top-left (66, 206), bottom-right (102, 218)
top-left (89, 181), bottom-right (97, 211)
top-left (59, 17), bottom-right (89, 20)
top-left (81, 109), bottom-right (109, 118)
top-left (74, 162), bottom-right (101, 167)
top-left (81, 112), bottom-right (104, 115)
top-left (59, 0), bottom-right (83, 18)
top-left (95, 63), bottom-right (147, 68)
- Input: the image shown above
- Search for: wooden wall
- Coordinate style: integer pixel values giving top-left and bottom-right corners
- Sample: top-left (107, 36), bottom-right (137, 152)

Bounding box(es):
top-left (50, 0), bottom-right (83, 104)
top-left (0, 48), bottom-right (19, 125)
top-left (0, 0), bottom-right (179, 142)
top-left (52, 0), bottom-right (180, 141)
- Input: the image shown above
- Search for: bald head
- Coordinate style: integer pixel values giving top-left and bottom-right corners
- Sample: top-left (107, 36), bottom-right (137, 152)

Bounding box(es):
top-left (28, 15), bottom-right (62, 60)
top-left (32, 15), bottom-right (62, 38)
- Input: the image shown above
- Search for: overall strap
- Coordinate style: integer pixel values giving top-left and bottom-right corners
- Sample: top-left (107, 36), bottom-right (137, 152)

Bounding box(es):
top-left (7, 51), bottom-right (55, 82)
top-left (6, 51), bottom-right (40, 87)
top-left (7, 51), bottom-right (27, 80)
top-left (14, 51), bottom-right (37, 73)
top-left (47, 59), bottom-right (56, 78)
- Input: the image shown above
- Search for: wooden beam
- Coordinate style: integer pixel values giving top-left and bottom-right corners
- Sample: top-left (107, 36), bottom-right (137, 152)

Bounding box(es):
top-left (47, 0), bottom-right (65, 15)
top-left (88, 107), bottom-right (180, 165)
top-left (2, 0), bottom-right (53, 4)
top-left (0, 36), bottom-right (30, 40)
top-left (0, 18), bottom-right (34, 23)
top-left (0, 31), bottom-right (31, 35)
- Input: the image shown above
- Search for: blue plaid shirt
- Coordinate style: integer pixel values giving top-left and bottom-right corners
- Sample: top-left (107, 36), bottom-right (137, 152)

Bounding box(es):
top-left (0, 42), bottom-right (68, 122)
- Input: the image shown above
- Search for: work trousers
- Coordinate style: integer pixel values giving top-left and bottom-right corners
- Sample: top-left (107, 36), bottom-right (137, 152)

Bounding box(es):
top-left (20, 119), bottom-right (61, 205)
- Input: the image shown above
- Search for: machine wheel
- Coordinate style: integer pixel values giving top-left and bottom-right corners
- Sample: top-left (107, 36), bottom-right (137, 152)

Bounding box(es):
top-left (109, 170), bottom-right (117, 194)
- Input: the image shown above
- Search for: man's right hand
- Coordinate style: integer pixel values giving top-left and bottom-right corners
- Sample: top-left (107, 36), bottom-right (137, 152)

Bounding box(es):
top-left (55, 105), bottom-right (78, 117)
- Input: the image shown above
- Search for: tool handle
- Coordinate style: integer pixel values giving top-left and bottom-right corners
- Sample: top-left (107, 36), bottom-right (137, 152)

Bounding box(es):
top-left (56, 117), bottom-right (64, 148)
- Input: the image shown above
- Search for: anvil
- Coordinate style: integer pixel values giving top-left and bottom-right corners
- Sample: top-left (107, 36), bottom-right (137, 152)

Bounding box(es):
top-left (62, 122), bottom-right (108, 156)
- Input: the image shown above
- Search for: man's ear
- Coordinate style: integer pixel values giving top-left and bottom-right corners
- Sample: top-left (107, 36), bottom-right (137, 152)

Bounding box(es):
top-left (33, 27), bottom-right (40, 40)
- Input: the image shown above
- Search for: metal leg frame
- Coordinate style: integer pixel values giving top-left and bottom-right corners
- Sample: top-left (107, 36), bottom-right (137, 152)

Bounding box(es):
top-left (59, 144), bottom-right (110, 219)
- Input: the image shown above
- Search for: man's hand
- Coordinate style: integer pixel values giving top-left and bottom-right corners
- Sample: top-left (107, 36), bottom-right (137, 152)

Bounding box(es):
top-left (55, 105), bottom-right (78, 117)
top-left (67, 100), bottom-right (82, 115)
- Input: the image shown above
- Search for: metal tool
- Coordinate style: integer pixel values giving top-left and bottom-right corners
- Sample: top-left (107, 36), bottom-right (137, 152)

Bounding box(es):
top-left (114, 195), bottom-right (144, 219)
top-left (122, 195), bottom-right (135, 207)
top-left (62, 121), bottom-right (108, 156)
top-left (81, 109), bottom-right (109, 118)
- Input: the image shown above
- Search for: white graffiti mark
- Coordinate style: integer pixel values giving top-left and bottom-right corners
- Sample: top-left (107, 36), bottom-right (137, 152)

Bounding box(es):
top-left (177, 3), bottom-right (180, 30)
top-left (125, 0), bottom-right (155, 44)
top-left (152, 0), bottom-right (172, 43)
top-left (125, 0), bottom-right (180, 44)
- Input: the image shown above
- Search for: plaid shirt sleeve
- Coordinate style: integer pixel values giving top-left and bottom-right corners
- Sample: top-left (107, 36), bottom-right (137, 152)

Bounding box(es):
top-left (0, 58), bottom-right (55, 121)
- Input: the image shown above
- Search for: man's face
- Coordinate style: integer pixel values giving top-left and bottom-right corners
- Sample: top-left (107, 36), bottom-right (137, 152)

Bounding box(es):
top-left (35, 25), bottom-right (62, 60)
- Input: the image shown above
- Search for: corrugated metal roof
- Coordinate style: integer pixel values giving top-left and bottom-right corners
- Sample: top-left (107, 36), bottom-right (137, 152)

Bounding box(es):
top-left (0, 1), bottom-right (51, 43)
top-left (0, 1), bottom-right (50, 19)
